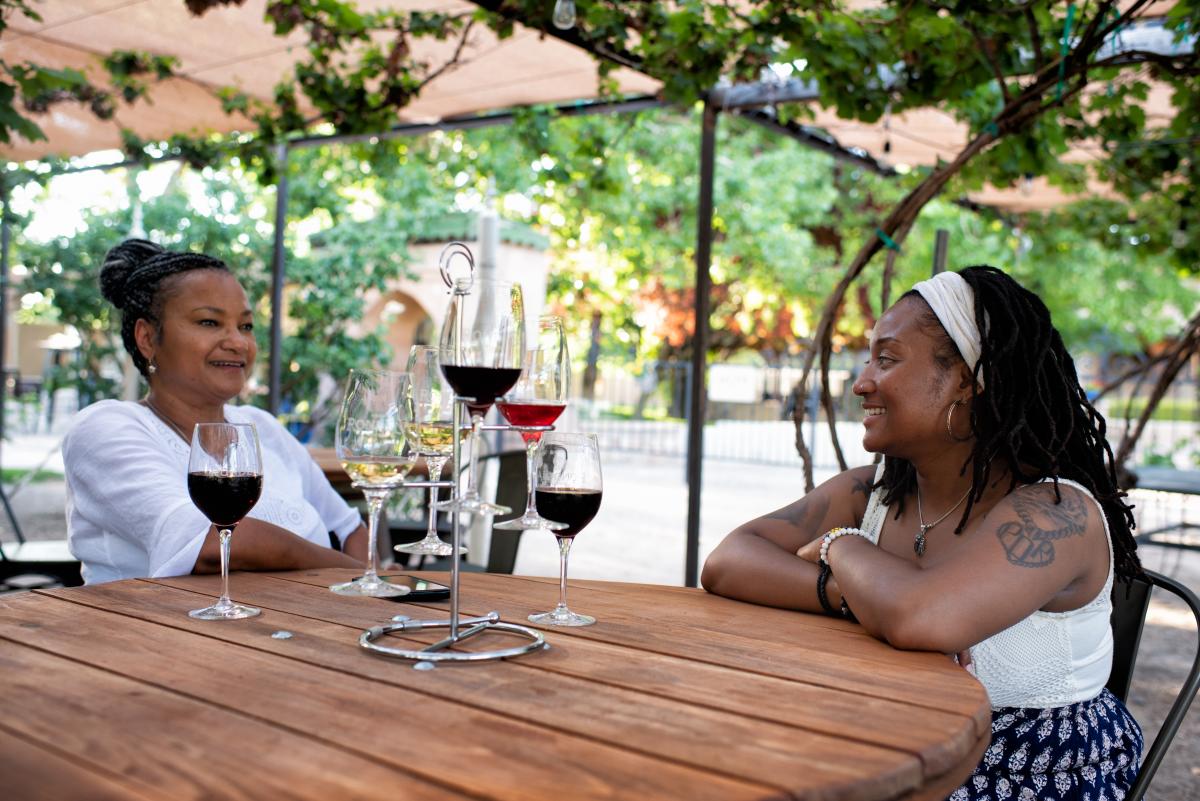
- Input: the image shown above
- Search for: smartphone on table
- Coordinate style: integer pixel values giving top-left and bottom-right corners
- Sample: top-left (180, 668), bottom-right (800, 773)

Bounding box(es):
top-left (379, 575), bottom-right (450, 601)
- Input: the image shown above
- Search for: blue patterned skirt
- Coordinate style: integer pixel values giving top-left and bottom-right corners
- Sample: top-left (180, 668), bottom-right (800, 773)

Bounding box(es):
top-left (948, 689), bottom-right (1143, 801)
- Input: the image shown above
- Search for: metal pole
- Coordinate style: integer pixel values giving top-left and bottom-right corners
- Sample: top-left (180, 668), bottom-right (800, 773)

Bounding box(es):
top-left (685, 100), bottom-right (717, 588)
top-left (0, 178), bottom-right (8, 446)
top-left (0, 179), bottom-right (23, 543)
top-left (268, 143), bottom-right (289, 415)
top-left (932, 228), bottom-right (949, 275)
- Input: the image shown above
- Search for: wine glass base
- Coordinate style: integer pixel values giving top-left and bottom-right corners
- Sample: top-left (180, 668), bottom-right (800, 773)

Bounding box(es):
top-left (394, 537), bottom-right (459, 557)
top-left (434, 497), bottom-right (511, 516)
top-left (189, 602), bottom-right (260, 620)
top-left (330, 576), bottom-right (412, 597)
top-left (528, 608), bottom-right (595, 627)
top-left (494, 513), bottom-right (567, 531)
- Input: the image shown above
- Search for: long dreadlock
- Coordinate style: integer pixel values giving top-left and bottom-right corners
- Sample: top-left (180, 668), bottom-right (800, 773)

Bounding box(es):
top-left (876, 265), bottom-right (1141, 584)
top-left (100, 239), bottom-right (230, 378)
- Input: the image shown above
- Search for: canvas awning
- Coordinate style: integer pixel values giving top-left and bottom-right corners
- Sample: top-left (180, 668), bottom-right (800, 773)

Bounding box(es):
top-left (0, 0), bottom-right (661, 162)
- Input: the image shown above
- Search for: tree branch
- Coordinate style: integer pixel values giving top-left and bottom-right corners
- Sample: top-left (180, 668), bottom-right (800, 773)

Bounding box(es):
top-left (416, 17), bottom-right (477, 92)
top-left (963, 17), bottom-right (1011, 104)
top-left (1024, 5), bottom-right (1046, 70)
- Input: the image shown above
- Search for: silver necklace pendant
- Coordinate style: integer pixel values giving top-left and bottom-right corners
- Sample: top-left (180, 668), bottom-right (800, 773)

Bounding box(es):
top-left (914, 525), bottom-right (932, 557)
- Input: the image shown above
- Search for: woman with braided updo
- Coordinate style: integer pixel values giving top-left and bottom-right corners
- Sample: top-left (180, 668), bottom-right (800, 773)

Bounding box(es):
top-left (63, 239), bottom-right (368, 584)
top-left (703, 266), bottom-right (1143, 801)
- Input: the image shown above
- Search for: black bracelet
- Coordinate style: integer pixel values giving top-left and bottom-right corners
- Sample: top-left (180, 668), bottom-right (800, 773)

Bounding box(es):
top-left (839, 596), bottom-right (858, 623)
top-left (816, 561), bottom-right (837, 616)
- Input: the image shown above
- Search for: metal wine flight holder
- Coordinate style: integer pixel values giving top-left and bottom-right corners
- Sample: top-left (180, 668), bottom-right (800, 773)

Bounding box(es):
top-left (360, 242), bottom-right (549, 667)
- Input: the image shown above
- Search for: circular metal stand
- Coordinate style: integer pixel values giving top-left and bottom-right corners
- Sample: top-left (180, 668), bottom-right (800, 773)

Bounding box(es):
top-left (360, 611), bottom-right (547, 665)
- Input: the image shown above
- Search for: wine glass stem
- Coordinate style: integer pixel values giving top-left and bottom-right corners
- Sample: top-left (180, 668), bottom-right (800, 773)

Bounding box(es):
top-left (425, 458), bottom-right (447, 539)
top-left (363, 489), bottom-right (388, 582)
top-left (522, 439), bottom-right (539, 516)
top-left (464, 412), bottom-right (484, 499)
top-left (556, 535), bottom-right (573, 612)
top-left (218, 527), bottom-right (233, 606)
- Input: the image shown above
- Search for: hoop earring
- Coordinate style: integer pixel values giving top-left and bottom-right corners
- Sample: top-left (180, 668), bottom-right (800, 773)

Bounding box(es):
top-left (945, 399), bottom-right (970, 442)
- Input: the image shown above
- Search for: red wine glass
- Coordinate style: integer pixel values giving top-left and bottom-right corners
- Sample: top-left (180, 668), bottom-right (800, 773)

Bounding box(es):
top-left (528, 432), bottom-right (602, 627)
top-left (187, 422), bottom-right (264, 620)
top-left (496, 315), bottom-right (569, 532)
top-left (437, 276), bottom-right (525, 514)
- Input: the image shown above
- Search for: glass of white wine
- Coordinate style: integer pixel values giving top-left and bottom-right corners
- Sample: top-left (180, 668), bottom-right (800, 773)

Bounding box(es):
top-left (331, 369), bottom-right (416, 597)
top-left (395, 346), bottom-right (457, 557)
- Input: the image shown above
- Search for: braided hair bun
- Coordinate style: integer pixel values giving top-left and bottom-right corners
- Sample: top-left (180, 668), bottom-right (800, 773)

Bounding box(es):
top-left (99, 238), bottom-right (230, 377)
top-left (99, 238), bottom-right (166, 309)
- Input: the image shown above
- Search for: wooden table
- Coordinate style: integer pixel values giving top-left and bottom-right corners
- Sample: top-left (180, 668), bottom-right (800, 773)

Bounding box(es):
top-left (0, 570), bottom-right (990, 801)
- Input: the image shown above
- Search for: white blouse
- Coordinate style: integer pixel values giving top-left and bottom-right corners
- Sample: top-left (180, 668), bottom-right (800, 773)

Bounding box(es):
top-left (861, 467), bottom-right (1114, 709)
top-left (63, 400), bottom-right (361, 584)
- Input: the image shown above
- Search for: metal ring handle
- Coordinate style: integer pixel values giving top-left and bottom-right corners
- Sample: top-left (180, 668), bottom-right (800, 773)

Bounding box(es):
top-left (359, 618), bottom-right (547, 663)
top-left (438, 241), bottom-right (475, 292)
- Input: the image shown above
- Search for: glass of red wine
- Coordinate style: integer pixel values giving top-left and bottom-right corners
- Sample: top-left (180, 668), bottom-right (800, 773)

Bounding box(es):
top-left (187, 422), bottom-right (264, 621)
top-left (437, 276), bottom-right (525, 514)
top-left (331, 369), bottom-right (416, 597)
top-left (495, 315), bottom-right (570, 532)
top-left (528, 432), bottom-right (602, 627)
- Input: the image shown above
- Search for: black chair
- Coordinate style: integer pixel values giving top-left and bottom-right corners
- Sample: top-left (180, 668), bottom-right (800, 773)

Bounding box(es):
top-left (1107, 568), bottom-right (1200, 801)
top-left (0, 539), bottom-right (83, 589)
top-left (415, 449), bottom-right (529, 574)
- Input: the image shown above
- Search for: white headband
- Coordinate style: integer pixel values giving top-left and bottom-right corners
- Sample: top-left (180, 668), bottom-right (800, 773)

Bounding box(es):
top-left (912, 271), bottom-right (984, 389)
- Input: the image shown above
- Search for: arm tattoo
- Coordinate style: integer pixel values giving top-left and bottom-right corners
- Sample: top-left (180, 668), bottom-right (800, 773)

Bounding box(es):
top-left (766, 493), bottom-right (830, 533)
top-left (996, 488), bottom-right (1087, 568)
top-left (851, 477), bottom-right (872, 499)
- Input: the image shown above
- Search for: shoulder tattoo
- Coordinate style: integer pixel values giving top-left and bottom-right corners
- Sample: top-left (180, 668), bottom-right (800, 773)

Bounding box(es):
top-left (996, 487), bottom-right (1088, 569)
top-left (851, 476), bottom-right (873, 499)
top-left (766, 493), bottom-right (831, 532)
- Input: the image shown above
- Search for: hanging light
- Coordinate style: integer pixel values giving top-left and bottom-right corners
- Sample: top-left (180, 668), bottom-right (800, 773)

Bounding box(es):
top-left (552, 0), bottom-right (576, 30)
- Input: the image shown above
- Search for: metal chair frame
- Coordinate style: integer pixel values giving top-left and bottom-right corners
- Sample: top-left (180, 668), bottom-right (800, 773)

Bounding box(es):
top-left (1107, 568), bottom-right (1200, 801)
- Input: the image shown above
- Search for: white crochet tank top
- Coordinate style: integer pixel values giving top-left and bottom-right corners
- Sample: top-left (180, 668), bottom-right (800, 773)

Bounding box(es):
top-left (861, 466), bottom-right (1114, 709)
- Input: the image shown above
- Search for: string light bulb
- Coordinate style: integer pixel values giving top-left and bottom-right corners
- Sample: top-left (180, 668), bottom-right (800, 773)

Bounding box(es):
top-left (552, 0), bottom-right (576, 30)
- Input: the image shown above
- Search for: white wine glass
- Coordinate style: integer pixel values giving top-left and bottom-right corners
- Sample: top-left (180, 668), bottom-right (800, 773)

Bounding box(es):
top-left (528, 432), bottom-right (602, 627)
top-left (495, 315), bottom-right (569, 531)
top-left (437, 276), bottom-right (525, 514)
top-left (332, 369), bottom-right (416, 597)
top-left (187, 422), bottom-right (264, 620)
top-left (395, 346), bottom-right (458, 557)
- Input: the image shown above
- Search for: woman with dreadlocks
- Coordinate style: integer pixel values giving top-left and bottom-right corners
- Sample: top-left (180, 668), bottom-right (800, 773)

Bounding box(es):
top-left (64, 239), bottom-right (368, 584)
top-left (702, 266), bottom-right (1143, 801)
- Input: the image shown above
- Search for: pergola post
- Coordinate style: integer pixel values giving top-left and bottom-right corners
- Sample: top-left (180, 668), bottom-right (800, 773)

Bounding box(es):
top-left (0, 177), bottom-right (23, 543)
top-left (684, 99), bottom-right (717, 588)
top-left (268, 142), bottom-right (289, 415)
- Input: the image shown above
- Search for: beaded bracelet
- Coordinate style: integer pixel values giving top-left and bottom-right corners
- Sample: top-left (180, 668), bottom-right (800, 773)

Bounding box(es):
top-left (815, 561), bottom-right (836, 616)
top-left (818, 526), bottom-right (869, 566)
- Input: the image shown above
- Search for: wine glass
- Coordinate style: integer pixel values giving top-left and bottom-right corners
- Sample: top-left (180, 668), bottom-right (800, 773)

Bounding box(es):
top-left (187, 423), bottom-right (264, 620)
top-left (528, 432), bottom-right (602, 627)
top-left (495, 316), bottom-right (570, 531)
top-left (437, 276), bottom-right (525, 514)
top-left (395, 346), bottom-right (457, 557)
top-left (331, 369), bottom-right (416, 597)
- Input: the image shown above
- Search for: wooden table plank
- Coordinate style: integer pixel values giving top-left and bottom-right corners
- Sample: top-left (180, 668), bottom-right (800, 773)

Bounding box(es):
top-left (35, 578), bottom-right (930, 801)
top-left (0, 591), bottom-right (784, 801)
top-left (133, 571), bottom-right (979, 783)
top-left (0, 639), bottom-right (461, 801)
top-left (0, 726), bottom-right (161, 801)
top-left (270, 569), bottom-right (990, 737)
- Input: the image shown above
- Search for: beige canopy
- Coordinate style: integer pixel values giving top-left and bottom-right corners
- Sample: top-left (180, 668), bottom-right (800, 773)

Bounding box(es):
top-left (0, 0), bottom-right (660, 161)
top-left (1, 1), bottom-right (1179, 212)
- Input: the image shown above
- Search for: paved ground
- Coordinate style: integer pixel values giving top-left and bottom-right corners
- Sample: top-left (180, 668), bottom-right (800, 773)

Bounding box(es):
top-left (4, 433), bottom-right (1197, 798)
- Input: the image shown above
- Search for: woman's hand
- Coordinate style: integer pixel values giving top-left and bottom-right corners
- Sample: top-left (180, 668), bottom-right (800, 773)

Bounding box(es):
top-left (795, 535), bottom-right (823, 564)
